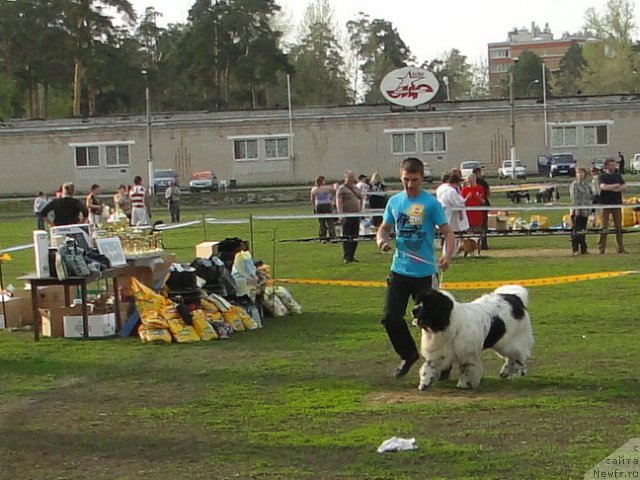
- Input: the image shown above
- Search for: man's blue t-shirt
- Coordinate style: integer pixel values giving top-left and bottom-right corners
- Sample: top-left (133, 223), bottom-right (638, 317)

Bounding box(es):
top-left (383, 190), bottom-right (447, 278)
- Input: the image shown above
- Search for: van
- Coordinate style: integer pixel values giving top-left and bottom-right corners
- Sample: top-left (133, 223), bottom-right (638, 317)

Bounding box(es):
top-left (537, 153), bottom-right (576, 178)
top-left (631, 153), bottom-right (640, 174)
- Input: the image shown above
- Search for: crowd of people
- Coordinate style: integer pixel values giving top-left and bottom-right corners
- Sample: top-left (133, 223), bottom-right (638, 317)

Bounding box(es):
top-left (32, 175), bottom-right (164, 229)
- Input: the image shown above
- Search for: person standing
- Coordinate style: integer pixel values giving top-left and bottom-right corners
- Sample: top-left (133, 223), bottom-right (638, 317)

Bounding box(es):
top-left (130, 175), bottom-right (151, 226)
top-left (165, 180), bottom-right (182, 223)
top-left (310, 175), bottom-right (336, 241)
top-left (569, 167), bottom-right (593, 255)
top-left (40, 182), bottom-right (88, 226)
top-left (376, 157), bottom-right (455, 378)
top-left (369, 172), bottom-right (387, 227)
top-left (617, 151), bottom-right (625, 175)
top-left (473, 167), bottom-right (490, 249)
top-left (436, 174), bottom-right (469, 253)
top-left (336, 171), bottom-right (362, 263)
top-left (597, 159), bottom-right (627, 254)
top-left (33, 191), bottom-right (49, 230)
top-left (85, 184), bottom-right (104, 226)
top-left (113, 184), bottom-right (132, 220)
top-left (356, 174), bottom-right (370, 210)
top-left (460, 173), bottom-right (485, 232)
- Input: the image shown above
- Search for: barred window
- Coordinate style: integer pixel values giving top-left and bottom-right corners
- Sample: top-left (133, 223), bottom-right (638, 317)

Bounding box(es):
top-left (551, 126), bottom-right (577, 147)
top-left (392, 133), bottom-right (416, 154)
top-left (265, 138), bottom-right (289, 159)
top-left (422, 132), bottom-right (446, 152)
top-left (584, 125), bottom-right (608, 146)
top-left (234, 139), bottom-right (258, 160)
top-left (105, 144), bottom-right (131, 166)
top-left (75, 146), bottom-right (99, 167)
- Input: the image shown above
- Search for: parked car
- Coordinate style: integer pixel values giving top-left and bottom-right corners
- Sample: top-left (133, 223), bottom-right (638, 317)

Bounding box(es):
top-left (592, 156), bottom-right (614, 172)
top-left (153, 169), bottom-right (179, 193)
top-left (498, 160), bottom-right (527, 179)
top-left (631, 153), bottom-right (640, 174)
top-left (537, 153), bottom-right (576, 178)
top-left (423, 161), bottom-right (433, 182)
top-left (189, 171), bottom-right (219, 192)
top-left (459, 160), bottom-right (481, 178)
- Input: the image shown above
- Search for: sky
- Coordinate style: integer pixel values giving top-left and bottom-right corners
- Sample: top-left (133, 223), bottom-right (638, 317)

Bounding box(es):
top-left (127, 0), bottom-right (640, 64)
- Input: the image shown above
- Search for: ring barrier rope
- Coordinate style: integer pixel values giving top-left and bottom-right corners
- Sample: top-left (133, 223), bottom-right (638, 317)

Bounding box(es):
top-left (277, 271), bottom-right (638, 290)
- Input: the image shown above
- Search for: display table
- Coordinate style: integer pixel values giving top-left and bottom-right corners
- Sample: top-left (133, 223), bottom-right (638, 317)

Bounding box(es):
top-left (21, 268), bottom-right (123, 341)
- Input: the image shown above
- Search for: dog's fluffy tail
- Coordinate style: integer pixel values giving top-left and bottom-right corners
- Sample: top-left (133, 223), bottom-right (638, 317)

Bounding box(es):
top-left (494, 284), bottom-right (529, 307)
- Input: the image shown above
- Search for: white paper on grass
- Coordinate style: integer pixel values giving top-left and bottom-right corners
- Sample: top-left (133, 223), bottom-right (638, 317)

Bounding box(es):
top-left (376, 437), bottom-right (418, 453)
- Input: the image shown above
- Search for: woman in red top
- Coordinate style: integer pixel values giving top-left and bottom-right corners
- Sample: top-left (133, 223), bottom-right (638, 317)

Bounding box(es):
top-left (461, 173), bottom-right (486, 230)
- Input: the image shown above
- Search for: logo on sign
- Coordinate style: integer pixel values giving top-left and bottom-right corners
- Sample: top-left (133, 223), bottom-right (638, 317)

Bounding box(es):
top-left (380, 67), bottom-right (440, 107)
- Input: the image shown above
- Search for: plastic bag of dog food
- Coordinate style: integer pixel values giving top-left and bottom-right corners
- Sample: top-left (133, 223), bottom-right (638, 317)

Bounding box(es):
top-left (167, 318), bottom-right (201, 343)
top-left (263, 287), bottom-right (288, 317)
top-left (210, 320), bottom-right (233, 339)
top-left (138, 325), bottom-right (172, 344)
top-left (192, 309), bottom-right (219, 341)
top-left (274, 286), bottom-right (302, 314)
top-left (222, 307), bottom-right (246, 331)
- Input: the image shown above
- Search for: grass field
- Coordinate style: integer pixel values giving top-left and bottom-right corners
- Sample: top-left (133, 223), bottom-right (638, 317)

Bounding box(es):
top-left (0, 192), bottom-right (639, 480)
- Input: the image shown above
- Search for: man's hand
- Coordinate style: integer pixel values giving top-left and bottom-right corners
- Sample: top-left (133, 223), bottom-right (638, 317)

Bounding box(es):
top-left (378, 240), bottom-right (391, 252)
top-left (438, 256), bottom-right (451, 271)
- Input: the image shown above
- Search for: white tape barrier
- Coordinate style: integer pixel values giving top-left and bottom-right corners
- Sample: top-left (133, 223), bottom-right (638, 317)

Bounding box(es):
top-left (0, 243), bottom-right (34, 254)
top-left (205, 218), bottom-right (251, 225)
top-left (154, 220), bottom-right (202, 231)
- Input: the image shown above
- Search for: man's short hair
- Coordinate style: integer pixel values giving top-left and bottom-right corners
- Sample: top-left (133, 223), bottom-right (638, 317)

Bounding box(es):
top-left (401, 157), bottom-right (424, 175)
top-left (472, 167), bottom-right (482, 175)
top-left (134, 176), bottom-right (142, 185)
top-left (449, 174), bottom-right (461, 185)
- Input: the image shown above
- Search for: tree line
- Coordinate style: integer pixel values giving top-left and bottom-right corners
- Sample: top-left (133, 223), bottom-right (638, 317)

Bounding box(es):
top-left (0, 0), bottom-right (639, 120)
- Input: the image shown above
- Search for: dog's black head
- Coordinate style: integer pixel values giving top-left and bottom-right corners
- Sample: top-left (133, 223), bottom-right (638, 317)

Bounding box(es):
top-left (412, 289), bottom-right (454, 333)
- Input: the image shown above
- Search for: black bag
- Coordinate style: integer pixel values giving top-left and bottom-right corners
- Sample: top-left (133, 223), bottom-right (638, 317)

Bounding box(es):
top-left (55, 237), bottom-right (91, 279)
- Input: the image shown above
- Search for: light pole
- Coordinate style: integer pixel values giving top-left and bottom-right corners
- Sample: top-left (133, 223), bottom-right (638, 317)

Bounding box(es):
top-left (509, 69), bottom-right (516, 179)
top-left (443, 75), bottom-right (451, 101)
top-left (141, 69), bottom-right (154, 194)
top-left (542, 64), bottom-right (548, 148)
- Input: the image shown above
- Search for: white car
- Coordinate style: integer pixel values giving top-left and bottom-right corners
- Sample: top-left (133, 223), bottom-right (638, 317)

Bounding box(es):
top-left (460, 160), bottom-right (481, 178)
top-left (498, 160), bottom-right (527, 179)
top-left (631, 153), bottom-right (640, 174)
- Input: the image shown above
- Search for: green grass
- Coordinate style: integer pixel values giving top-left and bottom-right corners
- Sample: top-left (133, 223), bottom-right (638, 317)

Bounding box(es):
top-left (0, 194), bottom-right (639, 480)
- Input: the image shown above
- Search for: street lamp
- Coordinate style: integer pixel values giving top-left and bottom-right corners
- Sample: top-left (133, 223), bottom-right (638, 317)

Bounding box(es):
top-left (141, 69), bottom-right (154, 194)
top-left (443, 75), bottom-right (451, 101)
top-left (509, 68), bottom-right (516, 179)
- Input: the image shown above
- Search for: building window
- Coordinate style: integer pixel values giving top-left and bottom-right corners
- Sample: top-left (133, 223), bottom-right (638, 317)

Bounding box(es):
top-left (584, 125), bottom-right (608, 146)
top-left (422, 132), bottom-right (446, 153)
top-left (265, 137), bottom-right (289, 159)
top-left (392, 133), bottom-right (416, 154)
top-left (234, 139), bottom-right (258, 161)
top-left (551, 126), bottom-right (577, 147)
top-left (491, 63), bottom-right (509, 73)
top-left (490, 49), bottom-right (509, 59)
top-left (75, 146), bottom-right (99, 167)
top-left (105, 144), bottom-right (131, 166)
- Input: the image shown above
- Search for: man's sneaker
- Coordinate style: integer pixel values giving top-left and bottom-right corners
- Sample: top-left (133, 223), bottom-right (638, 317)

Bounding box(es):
top-left (394, 353), bottom-right (420, 378)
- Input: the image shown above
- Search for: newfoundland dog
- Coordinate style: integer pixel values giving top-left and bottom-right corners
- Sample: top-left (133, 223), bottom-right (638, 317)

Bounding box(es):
top-left (412, 285), bottom-right (533, 391)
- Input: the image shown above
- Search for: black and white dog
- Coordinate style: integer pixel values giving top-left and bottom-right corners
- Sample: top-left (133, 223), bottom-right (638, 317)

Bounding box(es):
top-left (412, 285), bottom-right (533, 391)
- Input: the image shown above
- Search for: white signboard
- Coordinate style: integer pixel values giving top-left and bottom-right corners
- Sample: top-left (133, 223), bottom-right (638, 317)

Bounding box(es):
top-left (380, 67), bottom-right (440, 107)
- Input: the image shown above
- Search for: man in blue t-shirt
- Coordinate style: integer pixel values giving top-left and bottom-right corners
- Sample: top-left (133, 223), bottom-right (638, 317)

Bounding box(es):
top-left (376, 157), bottom-right (455, 378)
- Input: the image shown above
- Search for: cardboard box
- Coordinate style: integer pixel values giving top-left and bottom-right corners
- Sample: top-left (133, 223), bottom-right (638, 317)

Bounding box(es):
top-left (40, 307), bottom-right (116, 338)
top-left (0, 297), bottom-right (24, 329)
top-left (117, 253), bottom-right (177, 290)
top-left (36, 285), bottom-right (71, 309)
top-left (13, 290), bottom-right (36, 325)
top-left (488, 214), bottom-right (508, 230)
top-left (40, 306), bottom-right (82, 337)
top-left (196, 241), bottom-right (219, 259)
top-left (63, 312), bottom-right (116, 338)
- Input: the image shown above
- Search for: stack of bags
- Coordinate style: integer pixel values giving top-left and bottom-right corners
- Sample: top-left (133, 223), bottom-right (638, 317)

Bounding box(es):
top-left (131, 278), bottom-right (259, 344)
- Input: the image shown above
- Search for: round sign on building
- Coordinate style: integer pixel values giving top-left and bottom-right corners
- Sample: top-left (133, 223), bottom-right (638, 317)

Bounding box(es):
top-left (380, 67), bottom-right (440, 107)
